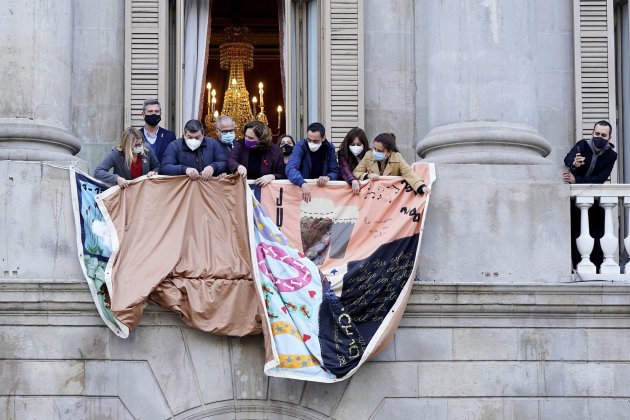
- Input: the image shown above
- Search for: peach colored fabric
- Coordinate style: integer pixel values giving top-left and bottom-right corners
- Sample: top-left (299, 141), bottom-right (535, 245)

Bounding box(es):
top-left (100, 175), bottom-right (262, 336)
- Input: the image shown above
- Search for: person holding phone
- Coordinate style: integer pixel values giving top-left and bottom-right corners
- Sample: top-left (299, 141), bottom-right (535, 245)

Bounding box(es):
top-left (563, 120), bottom-right (617, 270)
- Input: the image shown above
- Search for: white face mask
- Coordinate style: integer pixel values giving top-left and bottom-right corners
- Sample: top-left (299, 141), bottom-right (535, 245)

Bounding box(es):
top-left (349, 145), bottom-right (364, 156)
top-left (308, 142), bottom-right (322, 152)
top-left (185, 138), bottom-right (202, 151)
top-left (133, 146), bottom-right (143, 154)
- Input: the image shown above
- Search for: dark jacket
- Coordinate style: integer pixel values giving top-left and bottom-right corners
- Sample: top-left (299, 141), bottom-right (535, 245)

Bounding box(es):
top-left (94, 145), bottom-right (159, 186)
top-left (285, 139), bottom-right (340, 186)
top-left (140, 126), bottom-right (176, 163)
top-left (213, 137), bottom-right (235, 158)
top-left (160, 137), bottom-right (228, 175)
top-left (564, 139), bottom-right (617, 184)
top-left (227, 140), bottom-right (286, 179)
top-left (337, 150), bottom-right (364, 184)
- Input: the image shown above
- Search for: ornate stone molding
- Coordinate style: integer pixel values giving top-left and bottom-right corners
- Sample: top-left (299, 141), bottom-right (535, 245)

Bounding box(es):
top-left (2, 280), bottom-right (629, 328)
top-left (0, 119), bottom-right (81, 160)
top-left (416, 122), bottom-right (552, 164)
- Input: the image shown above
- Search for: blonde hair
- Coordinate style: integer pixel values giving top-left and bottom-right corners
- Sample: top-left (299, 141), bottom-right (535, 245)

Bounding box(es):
top-left (116, 127), bottom-right (144, 168)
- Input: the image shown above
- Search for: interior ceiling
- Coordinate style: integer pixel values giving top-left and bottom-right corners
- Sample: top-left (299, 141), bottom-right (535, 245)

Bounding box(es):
top-left (209, 0), bottom-right (280, 57)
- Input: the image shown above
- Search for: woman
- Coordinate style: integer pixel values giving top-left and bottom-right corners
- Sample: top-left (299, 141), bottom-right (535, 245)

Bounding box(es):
top-left (94, 127), bottom-right (159, 188)
top-left (353, 132), bottom-right (431, 196)
top-left (337, 127), bottom-right (369, 194)
top-left (279, 134), bottom-right (295, 165)
top-left (228, 120), bottom-right (286, 186)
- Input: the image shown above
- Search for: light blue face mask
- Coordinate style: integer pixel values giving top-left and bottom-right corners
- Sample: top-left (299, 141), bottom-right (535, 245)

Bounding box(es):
top-left (373, 150), bottom-right (386, 161)
top-left (221, 131), bottom-right (235, 144)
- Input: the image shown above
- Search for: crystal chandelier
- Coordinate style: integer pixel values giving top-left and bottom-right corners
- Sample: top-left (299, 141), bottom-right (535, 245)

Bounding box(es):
top-left (218, 27), bottom-right (255, 136)
top-left (205, 26), bottom-right (282, 136)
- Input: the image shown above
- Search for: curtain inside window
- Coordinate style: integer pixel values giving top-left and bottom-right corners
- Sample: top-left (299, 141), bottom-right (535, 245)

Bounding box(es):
top-left (278, 0), bottom-right (286, 107)
top-left (183, 0), bottom-right (212, 123)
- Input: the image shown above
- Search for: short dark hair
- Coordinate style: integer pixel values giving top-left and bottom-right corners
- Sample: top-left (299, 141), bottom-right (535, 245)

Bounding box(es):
top-left (184, 119), bottom-right (204, 134)
top-left (142, 99), bottom-right (161, 112)
top-left (373, 132), bottom-right (399, 153)
top-left (307, 122), bottom-right (325, 137)
top-left (593, 120), bottom-right (612, 137)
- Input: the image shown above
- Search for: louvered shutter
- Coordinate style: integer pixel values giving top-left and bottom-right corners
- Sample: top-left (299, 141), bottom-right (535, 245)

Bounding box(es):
top-left (323, 0), bottom-right (364, 143)
top-left (125, 0), bottom-right (169, 129)
top-left (573, 0), bottom-right (616, 139)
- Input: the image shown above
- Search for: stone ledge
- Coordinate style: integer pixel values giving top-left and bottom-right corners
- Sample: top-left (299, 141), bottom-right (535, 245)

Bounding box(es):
top-left (1, 280), bottom-right (629, 328)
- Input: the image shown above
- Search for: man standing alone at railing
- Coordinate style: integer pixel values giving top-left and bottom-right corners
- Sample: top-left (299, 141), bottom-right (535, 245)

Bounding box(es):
top-left (563, 120), bottom-right (617, 270)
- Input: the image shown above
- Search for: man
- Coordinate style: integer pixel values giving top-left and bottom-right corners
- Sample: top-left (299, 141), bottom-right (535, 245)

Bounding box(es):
top-left (563, 120), bottom-right (617, 269)
top-left (286, 122), bottom-right (340, 202)
top-left (140, 99), bottom-right (176, 163)
top-left (212, 115), bottom-right (237, 158)
top-left (160, 119), bottom-right (227, 180)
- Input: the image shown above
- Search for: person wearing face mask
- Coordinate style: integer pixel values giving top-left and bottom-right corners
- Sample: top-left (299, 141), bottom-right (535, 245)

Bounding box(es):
top-left (563, 120), bottom-right (617, 270)
top-left (337, 127), bottom-right (369, 195)
top-left (228, 120), bottom-right (286, 187)
top-left (160, 119), bottom-right (228, 180)
top-left (278, 134), bottom-right (295, 164)
top-left (285, 122), bottom-right (340, 203)
top-left (213, 115), bottom-right (237, 158)
top-left (353, 132), bottom-right (431, 196)
top-left (94, 127), bottom-right (159, 188)
top-left (139, 99), bottom-right (176, 163)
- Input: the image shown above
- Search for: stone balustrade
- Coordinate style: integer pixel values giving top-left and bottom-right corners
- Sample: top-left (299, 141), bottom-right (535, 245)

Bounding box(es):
top-left (570, 184), bottom-right (630, 281)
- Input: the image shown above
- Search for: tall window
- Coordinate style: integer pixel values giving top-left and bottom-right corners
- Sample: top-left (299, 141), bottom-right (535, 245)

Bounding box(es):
top-left (170, 0), bottom-right (321, 139)
top-left (617, 0), bottom-right (630, 181)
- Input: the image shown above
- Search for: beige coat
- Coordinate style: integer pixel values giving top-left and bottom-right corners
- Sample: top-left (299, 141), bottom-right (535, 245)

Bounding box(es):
top-left (353, 150), bottom-right (425, 191)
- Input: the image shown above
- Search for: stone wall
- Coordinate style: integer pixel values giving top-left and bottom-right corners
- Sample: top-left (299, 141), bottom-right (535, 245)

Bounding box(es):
top-left (1, 282), bottom-right (629, 419)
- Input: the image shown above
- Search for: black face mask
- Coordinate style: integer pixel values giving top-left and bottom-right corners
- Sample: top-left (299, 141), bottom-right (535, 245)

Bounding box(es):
top-left (281, 144), bottom-right (294, 156)
top-left (144, 114), bottom-right (161, 126)
top-left (592, 136), bottom-right (608, 150)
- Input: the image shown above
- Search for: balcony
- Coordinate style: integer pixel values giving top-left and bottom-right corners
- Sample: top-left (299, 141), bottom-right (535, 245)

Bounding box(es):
top-left (570, 184), bottom-right (630, 281)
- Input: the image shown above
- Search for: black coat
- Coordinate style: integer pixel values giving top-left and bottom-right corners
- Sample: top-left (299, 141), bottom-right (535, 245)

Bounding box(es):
top-left (564, 139), bottom-right (617, 184)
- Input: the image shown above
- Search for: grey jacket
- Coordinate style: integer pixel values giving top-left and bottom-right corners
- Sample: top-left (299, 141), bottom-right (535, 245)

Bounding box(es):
top-left (94, 146), bottom-right (160, 186)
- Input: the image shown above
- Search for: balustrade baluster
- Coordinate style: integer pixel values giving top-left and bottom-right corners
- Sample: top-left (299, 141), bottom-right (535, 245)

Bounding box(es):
top-left (575, 196), bottom-right (596, 274)
top-left (599, 197), bottom-right (620, 274)
top-left (623, 197), bottom-right (630, 274)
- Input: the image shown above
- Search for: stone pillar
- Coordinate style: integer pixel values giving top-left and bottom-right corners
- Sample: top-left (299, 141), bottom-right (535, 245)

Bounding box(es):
top-left (416, 0), bottom-right (551, 164)
top-left (0, 0), bottom-right (80, 160)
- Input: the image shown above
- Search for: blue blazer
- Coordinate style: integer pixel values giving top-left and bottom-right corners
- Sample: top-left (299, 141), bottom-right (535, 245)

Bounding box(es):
top-left (160, 137), bottom-right (228, 175)
top-left (285, 139), bottom-right (340, 186)
top-left (141, 127), bottom-right (176, 163)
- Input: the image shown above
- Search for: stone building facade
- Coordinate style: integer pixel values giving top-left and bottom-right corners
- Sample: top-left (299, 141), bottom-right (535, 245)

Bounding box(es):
top-left (1, 0), bottom-right (630, 418)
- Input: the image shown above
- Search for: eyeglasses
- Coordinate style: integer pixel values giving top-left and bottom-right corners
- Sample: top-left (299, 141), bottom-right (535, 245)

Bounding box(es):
top-left (218, 128), bottom-right (235, 134)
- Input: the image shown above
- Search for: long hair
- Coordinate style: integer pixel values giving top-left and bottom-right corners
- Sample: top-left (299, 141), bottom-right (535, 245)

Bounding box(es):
top-left (116, 127), bottom-right (144, 168)
top-left (338, 127), bottom-right (369, 169)
top-left (243, 120), bottom-right (273, 150)
top-left (373, 132), bottom-right (399, 153)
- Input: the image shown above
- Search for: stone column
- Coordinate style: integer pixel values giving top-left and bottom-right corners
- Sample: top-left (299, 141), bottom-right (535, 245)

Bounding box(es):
top-left (416, 0), bottom-right (551, 164)
top-left (0, 0), bottom-right (80, 160)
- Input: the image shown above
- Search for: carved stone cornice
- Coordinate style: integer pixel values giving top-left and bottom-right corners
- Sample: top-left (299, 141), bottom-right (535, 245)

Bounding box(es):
top-left (1, 280), bottom-right (629, 329)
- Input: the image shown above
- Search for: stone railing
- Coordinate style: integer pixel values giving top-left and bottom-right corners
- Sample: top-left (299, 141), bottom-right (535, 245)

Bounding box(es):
top-left (570, 184), bottom-right (630, 281)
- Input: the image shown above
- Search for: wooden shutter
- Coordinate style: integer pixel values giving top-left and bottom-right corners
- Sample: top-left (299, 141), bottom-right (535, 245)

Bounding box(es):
top-left (323, 0), bottom-right (364, 143)
top-left (125, 0), bottom-right (169, 129)
top-left (574, 0), bottom-right (616, 139)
